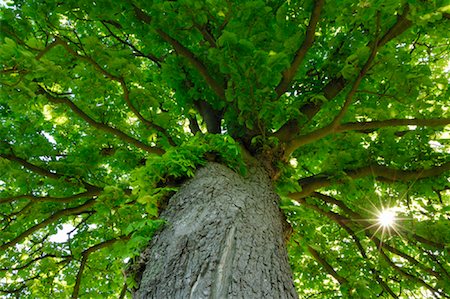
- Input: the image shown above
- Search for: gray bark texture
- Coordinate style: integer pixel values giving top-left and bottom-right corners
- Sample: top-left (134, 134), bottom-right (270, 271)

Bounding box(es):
top-left (134, 162), bottom-right (298, 299)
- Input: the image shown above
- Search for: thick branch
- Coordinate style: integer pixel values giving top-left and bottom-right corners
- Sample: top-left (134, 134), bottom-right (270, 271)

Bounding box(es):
top-left (45, 37), bottom-right (170, 143)
top-left (119, 79), bottom-right (176, 146)
top-left (275, 0), bottom-right (325, 97)
top-left (377, 248), bottom-right (448, 298)
top-left (188, 115), bottom-right (202, 135)
top-left (284, 12), bottom-right (381, 156)
top-left (131, 5), bottom-right (226, 100)
top-left (156, 29), bottom-right (226, 99)
top-left (194, 100), bottom-right (222, 134)
top-left (0, 199), bottom-right (96, 251)
top-left (376, 5), bottom-right (413, 48)
top-left (0, 153), bottom-right (61, 180)
top-left (313, 192), bottom-right (445, 279)
top-left (338, 118), bottom-right (450, 132)
top-left (307, 245), bottom-right (348, 285)
top-left (296, 194), bottom-right (445, 294)
top-left (72, 235), bottom-right (130, 299)
top-left (0, 153), bottom-right (100, 191)
top-left (38, 87), bottom-right (164, 155)
top-left (101, 21), bottom-right (162, 67)
top-left (274, 6), bottom-right (413, 141)
top-left (283, 117), bottom-right (450, 155)
top-left (0, 189), bottom-right (101, 205)
top-left (290, 162), bottom-right (450, 199)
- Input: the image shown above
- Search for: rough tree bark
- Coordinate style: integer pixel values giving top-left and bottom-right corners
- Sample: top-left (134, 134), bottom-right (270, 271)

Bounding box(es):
top-left (133, 162), bottom-right (298, 298)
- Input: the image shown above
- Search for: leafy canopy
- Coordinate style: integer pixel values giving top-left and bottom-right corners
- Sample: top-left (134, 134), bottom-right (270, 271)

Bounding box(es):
top-left (1, 0), bottom-right (449, 298)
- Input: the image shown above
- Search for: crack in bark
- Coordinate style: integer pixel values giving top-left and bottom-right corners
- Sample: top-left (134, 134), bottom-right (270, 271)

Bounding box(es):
top-left (212, 226), bottom-right (236, 298)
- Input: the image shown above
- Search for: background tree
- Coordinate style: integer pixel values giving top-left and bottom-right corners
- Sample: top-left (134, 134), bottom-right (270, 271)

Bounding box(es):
top-left (1, 0), bottom-right (449, 298)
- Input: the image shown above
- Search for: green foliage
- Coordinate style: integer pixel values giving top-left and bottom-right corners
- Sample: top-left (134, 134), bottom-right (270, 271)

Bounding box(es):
top-left (1, 0), bottom-right (449, 298)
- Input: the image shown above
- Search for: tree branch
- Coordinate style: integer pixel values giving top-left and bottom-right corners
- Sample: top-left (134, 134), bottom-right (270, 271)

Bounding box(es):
top-left (156, 29), bottom-right (226, 100)
top-left (0, 153), bottom-right (61, 180)
top-left (43, 37), bottom-right (171, 144)
top-left (328, 218), bottom-right (400, 298)
top-left (290, 162), bottom-right (450, 199)
top-left (283, 12), bottom-right (381, 157)
top-left (72, 235), bottom-right (130, 299)
top-left (131, 4), bottom-right (226, 100)
top-left (293, 198), bottom-right (400, 296)
top-left (35, 38), bottom-right (64, 60)
top-left (0, 198), bottom-right (96, 251)
top-left (337, 118), bottom-right (450, 133)
top-left (282, 116), bottom-right (450, 155)
top-left (101, 21), bottom-right (162, 67)
top-left (37, 86), bottom-right (164, 155)
top-left (0, 189), bottom-right (101, 205)
top-left (0, 152), bottom-right (100, 191)
top-left (188, 114), bottom-right (202, 135)
top-left (377, 248), bottom-right (448, 298)
top-left (307, 245), bottom-right (348, 285)
top-left (274, 6), bottom-right (413, 141)
top-left (296, 194), bottom-right (445, 296)
top-left (275, 0), bottom-right (325, 97)
top-left (313, 192), bottom-right (445, 279)
top-left (0, 254), bottom-right (70, 272)
top-left (193, 100), bottom-right (222, 134)
top-left (118, 79), bottom-right (176, 146)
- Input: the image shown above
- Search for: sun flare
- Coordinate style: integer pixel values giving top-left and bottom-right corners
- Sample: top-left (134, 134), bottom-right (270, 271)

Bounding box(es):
top-left (378, 209), bottom-right (396, 227)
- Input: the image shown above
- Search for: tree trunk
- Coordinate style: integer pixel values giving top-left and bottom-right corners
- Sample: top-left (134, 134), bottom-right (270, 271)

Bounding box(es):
top-left (133, 162), bottom-right (298, 298)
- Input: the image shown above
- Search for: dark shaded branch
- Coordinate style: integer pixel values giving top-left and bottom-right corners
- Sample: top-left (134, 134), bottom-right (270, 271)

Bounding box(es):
top-left (101, 21), bottom-right (162, 67)
top-left (72, 235), bottom-right (130, 299)
top-left (293, 198), bottom-right (399, 296)
top-left (427, 251), bottom-right (450, 280)
top-left (188, 115), bottom-right (202, 135)
top-left (275, 0), bottom-right (325, 97)
top-left (0, 153), bottom-right (61, 180)
top-left (119, 283), bottom-right (128, 299)
top-left (54, 36), bottom-right (121, 81)
top-left (193, 100), bottom-right (222, 134)
top-left (371, 237), bottom-right (443, 280)
top-left (277, 117), bottom-right (449, 154)
top-left (307, 245), bottom-right (348, 285)
top-left (376, 5), bottom-right (413, 48)
top-left (0, 189), bottom-right (101, 204)
top-left (37, 87), bottom-right (164, 155)
top-left (328, 217), bottom-right (400, 298)
top-left (196, 24), bottom-right (217, 48)
top-left (290, 162), bottom-right (450, 199)
top-left (0, 199), bottom-right (96, 251)
top-left (337, 118), bottom-right (450, 132)
top-left (0, 274), bottom-right (40, 295)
